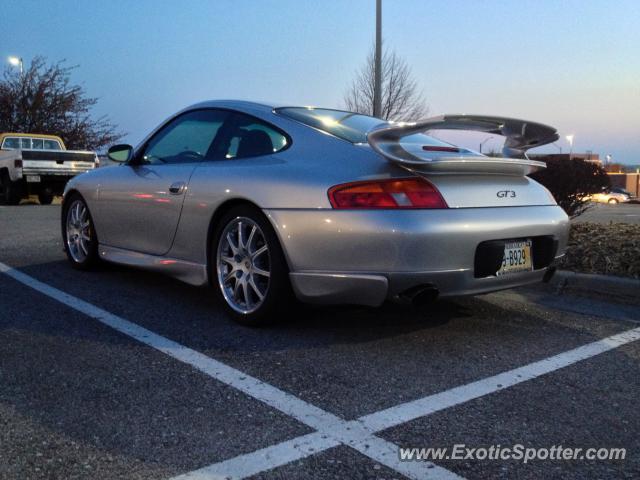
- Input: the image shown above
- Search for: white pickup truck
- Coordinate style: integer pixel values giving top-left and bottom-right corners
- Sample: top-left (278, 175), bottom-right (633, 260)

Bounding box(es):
top-left (0, 133), bottom-right (98, 205)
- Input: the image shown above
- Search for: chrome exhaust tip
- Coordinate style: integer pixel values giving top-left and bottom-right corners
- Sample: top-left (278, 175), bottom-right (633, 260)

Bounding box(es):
top-left (412, 287), bottom-right (439, 306)
top-left (399, 284), bottom-right (439, 306)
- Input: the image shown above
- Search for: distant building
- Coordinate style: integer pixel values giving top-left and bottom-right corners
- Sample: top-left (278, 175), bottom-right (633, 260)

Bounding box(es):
top-left (528, 153), bottom-right (601, 164)
top-left (528, 152), bottom-right (638, 195)
top-left (608, 173), bottom-right (640, 197)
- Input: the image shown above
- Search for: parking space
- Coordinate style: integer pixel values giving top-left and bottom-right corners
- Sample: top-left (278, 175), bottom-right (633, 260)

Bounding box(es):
top-left (0, 274), bottom-right (312, 479)
top-left (1, 205), bottom-right (639, 479)
top-left (382, 343), bottom-right (640, 479)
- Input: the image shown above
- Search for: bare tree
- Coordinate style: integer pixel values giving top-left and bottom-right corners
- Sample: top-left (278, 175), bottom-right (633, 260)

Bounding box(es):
top-left (344, 45), bottom-right (428, 121)
top-left (0, 56), bottom-right (123, 151)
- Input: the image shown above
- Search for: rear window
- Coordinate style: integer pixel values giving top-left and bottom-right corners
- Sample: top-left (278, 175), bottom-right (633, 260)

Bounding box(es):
top-left (277, 107), bottom-right (383, 143)
top-left (43, 139), bottom-right (62, 150)
top-left (1, 137), bottom-right (62, 150)
top-left (276, 107), bottom-right (457, 149)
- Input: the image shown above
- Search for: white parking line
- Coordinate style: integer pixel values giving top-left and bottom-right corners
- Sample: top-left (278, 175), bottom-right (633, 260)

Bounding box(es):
top-left (2, 260), bottom-right (639, 480)
top-left (174, 432), bottom-right (340, 480)
top-left (358, 326), bottom-right (640, 431)
top-left (0, 261), bottom-right (459, 480)
top-left (183, 325), bottom-right (640, 478)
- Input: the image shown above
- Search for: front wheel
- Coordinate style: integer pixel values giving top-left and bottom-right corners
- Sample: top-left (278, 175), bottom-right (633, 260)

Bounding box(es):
top-left (608, 198), bottom-right (618, 204)
top-left (212, 205), bottom-right (293, 326)
top-left (62, 195), bottom-right (99, 270)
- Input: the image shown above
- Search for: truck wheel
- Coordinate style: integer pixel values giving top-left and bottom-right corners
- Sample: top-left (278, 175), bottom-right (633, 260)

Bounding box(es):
top-left (38, 192), bottom-right (54, 205)
top-left (61, 194), bottom-right (99, 270)
top-left (1, 173), bottom-right (23, 205)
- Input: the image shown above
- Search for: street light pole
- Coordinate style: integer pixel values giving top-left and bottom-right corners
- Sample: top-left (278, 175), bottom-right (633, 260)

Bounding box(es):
top-left (565, 134), bottom-right (574, 159)
top-left (8, 56), bottom-right (23, 74)
top-left (373, 0), bottom-right (382, 118)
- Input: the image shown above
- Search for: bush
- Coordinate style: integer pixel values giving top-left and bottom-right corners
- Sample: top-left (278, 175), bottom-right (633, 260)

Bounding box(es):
top-left (530, 158), bottom-right (610, 217)
top-left (560, 222), bottom-right (640, 279)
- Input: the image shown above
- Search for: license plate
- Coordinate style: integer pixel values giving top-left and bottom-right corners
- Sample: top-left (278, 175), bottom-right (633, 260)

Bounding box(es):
top-left (26, 175), bottom-right (41, 183)
top-left (496, 239), bottom-right (533, 276)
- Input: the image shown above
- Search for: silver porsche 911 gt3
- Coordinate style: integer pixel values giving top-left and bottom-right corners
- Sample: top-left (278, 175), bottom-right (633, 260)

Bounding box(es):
top-left (61, 100), bottom-right (569, 325)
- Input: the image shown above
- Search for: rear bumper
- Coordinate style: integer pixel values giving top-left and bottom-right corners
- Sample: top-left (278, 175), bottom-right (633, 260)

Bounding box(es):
top-left (14, 165), bottom-right (94, 194)
top-left (20, 167), bottom-right (94, 177)
top-left (266, 205), bottom-right (569, 306)
top-left (17, 173), bottom-right (82, 195)
top-left (289, 264), bottom-right (559, 306)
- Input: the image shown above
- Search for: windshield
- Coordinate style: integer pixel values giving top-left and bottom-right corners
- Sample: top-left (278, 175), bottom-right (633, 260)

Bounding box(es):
top-left (277, 107), bottom-right (456, 148)
top-left (611, 187), bottom-right (630, 195)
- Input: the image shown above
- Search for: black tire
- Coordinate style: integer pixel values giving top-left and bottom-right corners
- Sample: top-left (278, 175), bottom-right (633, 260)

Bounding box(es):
top-left (38, 191), bottom-right (54, 205)
top-left (61, 193), bottom-right (100, 270)
top-left (1, 173), bottom-right (23, 205)
top-left (211, 204), bottom-right (294, 326)
top-left (608, 198), bottom-right (618, 204)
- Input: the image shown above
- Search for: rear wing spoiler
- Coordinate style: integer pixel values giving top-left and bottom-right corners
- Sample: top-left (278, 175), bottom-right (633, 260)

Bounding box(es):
top-left (367, 114), bottom-right (559, 175)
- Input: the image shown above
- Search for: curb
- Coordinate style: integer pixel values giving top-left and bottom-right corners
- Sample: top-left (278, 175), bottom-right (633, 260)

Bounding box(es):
top-left (550, 270), bottom-right (640, 300)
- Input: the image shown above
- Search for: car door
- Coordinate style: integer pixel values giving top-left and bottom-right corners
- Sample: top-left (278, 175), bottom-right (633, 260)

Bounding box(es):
top-left (96, 109), bottom-right (229, 255)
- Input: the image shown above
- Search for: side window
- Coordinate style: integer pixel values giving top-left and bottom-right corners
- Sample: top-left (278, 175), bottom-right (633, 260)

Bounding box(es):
top-left (43, 139), bottom-right (62, 150)
top-left (220, 113), bottom-right (288, 159)
top-left (20, 138), bottom-right (31, 149)
top-left (142, 109), bottom-right (228, 165)
top-left (32, 138), bottom-right (44, 149)
top-left (2, 137), bottom-right (20, 149)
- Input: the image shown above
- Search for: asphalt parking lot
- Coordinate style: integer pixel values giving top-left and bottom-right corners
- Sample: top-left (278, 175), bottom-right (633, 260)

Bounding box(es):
top-left (1, 204), bottom-right (639, 480)
top-left (575, 202), bottom-right (640, 224)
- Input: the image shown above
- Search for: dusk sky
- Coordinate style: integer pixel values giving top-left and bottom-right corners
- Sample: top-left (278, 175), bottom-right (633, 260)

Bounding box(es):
top-left (2, 0), bottom-right (639, 163)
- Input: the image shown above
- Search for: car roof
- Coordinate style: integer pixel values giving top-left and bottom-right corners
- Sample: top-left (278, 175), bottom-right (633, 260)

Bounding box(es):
top-left (187, 100), bottom-right (283, 112)
top-left (185, 100), bottom-right (357, 115)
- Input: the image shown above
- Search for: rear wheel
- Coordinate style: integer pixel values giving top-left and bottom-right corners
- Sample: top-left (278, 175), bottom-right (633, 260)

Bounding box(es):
top-left (212, 205), bottom-right (293, 326)
top-left (1, 173), bottom-right (23, 205)
top-left (608, 198), bottom-right (618, 204)
top-left (38, 191), bottom-right (54, 205)
top-left (62, 194), bottom-right (99, 270)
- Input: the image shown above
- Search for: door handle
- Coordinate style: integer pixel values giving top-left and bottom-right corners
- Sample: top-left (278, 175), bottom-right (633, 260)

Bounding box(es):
top-left (169, 181), bottom-right (186, 195)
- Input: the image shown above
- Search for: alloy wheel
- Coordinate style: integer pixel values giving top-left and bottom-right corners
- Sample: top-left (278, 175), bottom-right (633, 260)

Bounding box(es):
top-left (66, 200), bottom-right (92, 263)
top-left (217, 217), bottom-right (271, 314)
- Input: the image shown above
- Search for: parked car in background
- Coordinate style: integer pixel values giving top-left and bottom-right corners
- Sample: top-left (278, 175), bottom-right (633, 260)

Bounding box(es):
top-left (588, 187), bottom-right (632, 204)
top-left (61, 101), bottom-right (569, 325)
top-left (0, 133), bottom-right (98, 205)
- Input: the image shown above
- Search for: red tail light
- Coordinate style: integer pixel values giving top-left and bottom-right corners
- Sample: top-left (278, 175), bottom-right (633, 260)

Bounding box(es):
top-left (14, 159), bottom-right (23, 168)
top-left (328, 178), bottom-right (448, 209)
